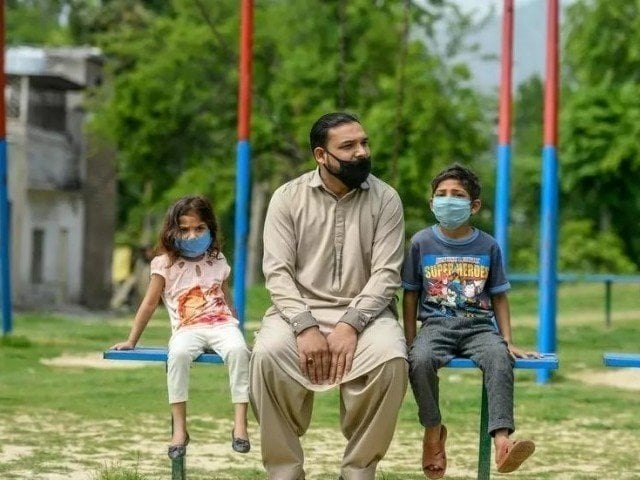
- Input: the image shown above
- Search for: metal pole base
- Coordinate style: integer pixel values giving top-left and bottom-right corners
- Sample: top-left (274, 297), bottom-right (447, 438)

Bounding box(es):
top-left (171, 455), bottom-right (186, 480)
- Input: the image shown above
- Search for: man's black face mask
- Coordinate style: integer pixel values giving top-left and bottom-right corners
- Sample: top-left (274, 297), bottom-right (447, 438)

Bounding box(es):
top-left (324, 151), bottom-right (372, 190)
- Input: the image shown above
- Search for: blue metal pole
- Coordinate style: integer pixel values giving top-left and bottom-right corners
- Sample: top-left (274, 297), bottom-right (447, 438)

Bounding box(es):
top-left (0, 139), bottom-right (12, 335)
top-left (233, 140), bottom-right (250, 328)
top-left (494, 144), bottom-right (511, 268)
top-left (537, 145), bottom-right (558, 384)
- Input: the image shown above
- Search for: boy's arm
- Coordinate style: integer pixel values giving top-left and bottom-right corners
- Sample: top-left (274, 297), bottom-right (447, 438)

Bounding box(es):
top-left (491, 291), bottom-right (512, 344)
top-left (491, 291), bottom-right (539, 358)
top-left (402, 290), bottom-right (420, 345)
top-left (111, 274), bottom-right (164, 350)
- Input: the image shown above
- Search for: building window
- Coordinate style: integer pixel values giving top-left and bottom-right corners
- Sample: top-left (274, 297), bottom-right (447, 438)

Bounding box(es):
top-left (5, 78), bottom-right (21, 119)
top-left (28, 88), bottom-right (66, 132)
top-left (31, 229), bottom-right (45, 284)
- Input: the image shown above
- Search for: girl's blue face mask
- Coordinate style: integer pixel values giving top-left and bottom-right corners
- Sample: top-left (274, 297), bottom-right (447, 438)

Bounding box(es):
top-left (174, 230), bottom-right (212, 258)
top-left (431, 196), bottom-right (471, 229)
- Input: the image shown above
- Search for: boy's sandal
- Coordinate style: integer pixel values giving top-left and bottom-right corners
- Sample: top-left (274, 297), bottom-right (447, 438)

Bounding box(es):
top-left (496, 439), bottom-right (535, 473)
top-left (231, 429), bottom-right (251, 454)
top-left (167, 432), bottom-right (190, 460)
top-left (422, 424), bottom-right (447, 479)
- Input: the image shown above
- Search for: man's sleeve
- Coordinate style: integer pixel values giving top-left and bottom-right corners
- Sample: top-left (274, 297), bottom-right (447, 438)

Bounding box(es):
top-left (262, 186), bottom-right (317, 335)
top-left (339, 189), bottom-right (405, 333)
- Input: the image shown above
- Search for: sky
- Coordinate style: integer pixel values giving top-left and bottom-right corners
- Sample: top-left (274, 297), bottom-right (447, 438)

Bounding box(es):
top-left (454, 0), bottom-right (504, 15)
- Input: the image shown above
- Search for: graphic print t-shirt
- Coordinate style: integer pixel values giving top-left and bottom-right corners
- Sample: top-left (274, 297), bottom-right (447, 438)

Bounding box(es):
top-left (150, 253), bottom-right (237, 332)
top-left (401, 226), bottom-right (510, 321)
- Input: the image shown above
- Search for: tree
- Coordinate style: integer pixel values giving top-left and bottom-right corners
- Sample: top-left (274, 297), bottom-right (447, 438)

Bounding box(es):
top-left (79, 0), bottom-right (490, 280)
top-left (5, 0), bottom-right (70, 44)
top-left (561, 0), bottom-right (640, 269)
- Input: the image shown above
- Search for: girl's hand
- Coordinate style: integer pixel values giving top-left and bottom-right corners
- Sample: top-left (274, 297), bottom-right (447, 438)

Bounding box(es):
top-left (110, 340), bottom-right (136, 350)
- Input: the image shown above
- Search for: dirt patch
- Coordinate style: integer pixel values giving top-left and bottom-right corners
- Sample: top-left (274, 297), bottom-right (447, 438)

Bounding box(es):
top-left (40, 352), bottom-right (154, 369)
top-left (570, 368), bottom-right (640, 391)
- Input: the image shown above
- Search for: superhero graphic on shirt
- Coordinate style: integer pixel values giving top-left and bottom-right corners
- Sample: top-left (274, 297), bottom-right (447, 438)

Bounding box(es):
top-left (422, 255), bottom-right (492, 317)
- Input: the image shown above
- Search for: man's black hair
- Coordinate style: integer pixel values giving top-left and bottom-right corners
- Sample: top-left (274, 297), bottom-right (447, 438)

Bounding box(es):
top-left (309, 112), bottom-right (360, 152)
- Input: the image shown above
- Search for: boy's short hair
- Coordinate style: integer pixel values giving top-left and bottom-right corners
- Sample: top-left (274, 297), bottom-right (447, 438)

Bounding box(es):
top-left (431, 163), bottom-right (481, 200)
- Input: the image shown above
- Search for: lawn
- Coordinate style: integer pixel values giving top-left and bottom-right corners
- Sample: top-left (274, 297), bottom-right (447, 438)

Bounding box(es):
top-left (1, 282), bottom-right (639, 479)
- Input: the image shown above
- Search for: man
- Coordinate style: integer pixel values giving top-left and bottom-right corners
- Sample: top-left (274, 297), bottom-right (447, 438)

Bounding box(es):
top-left (250, 112), bottom-right (408, 480)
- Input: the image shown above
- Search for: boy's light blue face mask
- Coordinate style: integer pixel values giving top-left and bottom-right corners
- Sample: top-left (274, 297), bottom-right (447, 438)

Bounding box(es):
top-left (174, 230), bottom-right (212, 258)
top-left (431, 196), bottom-right (471, 229)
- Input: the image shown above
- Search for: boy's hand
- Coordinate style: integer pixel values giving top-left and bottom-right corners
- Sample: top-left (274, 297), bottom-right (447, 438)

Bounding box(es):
top-left (507, 343), bottom-right (541, 359)
top-left (110, 340), bottom-right (136, 350)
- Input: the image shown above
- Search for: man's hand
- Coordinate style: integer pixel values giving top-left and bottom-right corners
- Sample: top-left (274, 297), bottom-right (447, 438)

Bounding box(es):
top-left (296, 327), bottom-right (330, 384)
top-left (326, 322), bottom-right (358, 384)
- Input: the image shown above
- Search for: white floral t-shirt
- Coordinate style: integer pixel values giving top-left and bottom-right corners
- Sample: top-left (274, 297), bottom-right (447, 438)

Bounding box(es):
top-left (150, 253), bottom-right (237, 333)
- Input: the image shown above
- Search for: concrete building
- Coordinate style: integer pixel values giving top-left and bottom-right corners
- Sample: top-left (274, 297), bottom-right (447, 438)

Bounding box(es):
top-left (5, 46), bottom-right (115, 309)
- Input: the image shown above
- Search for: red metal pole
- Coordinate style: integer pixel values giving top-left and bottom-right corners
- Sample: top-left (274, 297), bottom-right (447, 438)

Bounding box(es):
top-left (233, 0), bottom-right (253, 326)
top-left (537, 0), bottom-right (560, 384)
top-left (237, 0), bottom-right (253, 141)
top-left (494, 0), bottom-right (514, 267)
top-left (543, 0), bottom-right (559, 146)
top-left (1, 0), bottom-right (13, 335)
top-left (0, 0), bottom-right (5, 139)
top-left (498, 0), bottom-right (514, 144)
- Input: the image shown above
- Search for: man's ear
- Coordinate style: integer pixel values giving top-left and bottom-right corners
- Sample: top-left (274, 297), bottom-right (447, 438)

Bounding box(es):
top-left (471, 198), bottom-right (482, 214)
top-left (313, 147), bottom-right (326, 165)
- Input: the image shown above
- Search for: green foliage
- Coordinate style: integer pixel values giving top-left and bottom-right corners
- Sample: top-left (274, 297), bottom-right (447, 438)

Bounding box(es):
top-left (560, 0), bottom-right (640, 269)
top-left (5, 0), bottom-right (70, 45)
top-left (80, 0), bottom-right (490, 248)
top-left (559, 220), bottom-right (637, 273)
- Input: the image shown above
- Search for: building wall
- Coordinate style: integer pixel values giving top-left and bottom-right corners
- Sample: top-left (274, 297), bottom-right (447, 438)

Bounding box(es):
top-left (15, 190), bottom-right (84, 305)
top-left (5, 47), bottom-right (114, 309)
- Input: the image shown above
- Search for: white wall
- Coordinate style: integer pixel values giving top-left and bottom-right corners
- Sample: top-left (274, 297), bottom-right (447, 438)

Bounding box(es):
top-left (16, 191), bottom-right (84, 305)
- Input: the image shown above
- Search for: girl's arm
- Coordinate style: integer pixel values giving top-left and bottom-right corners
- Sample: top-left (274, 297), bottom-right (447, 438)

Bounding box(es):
top-left (221, 280), bottom-right (238, 318)
top-left (402, 290), bottom-right (420, 345)
top-left (111, 274), bottom-right (165, 350)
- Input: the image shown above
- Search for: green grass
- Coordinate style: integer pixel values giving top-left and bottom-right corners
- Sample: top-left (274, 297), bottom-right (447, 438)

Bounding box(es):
top-left (1, 283), bottom-right (640, 479)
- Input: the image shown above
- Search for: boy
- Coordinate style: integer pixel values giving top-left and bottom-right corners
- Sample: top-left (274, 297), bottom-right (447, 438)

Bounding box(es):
top-left (401, 164), bottom-right (538, 479)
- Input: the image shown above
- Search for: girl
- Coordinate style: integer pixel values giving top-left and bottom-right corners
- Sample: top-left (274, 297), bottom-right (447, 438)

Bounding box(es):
top-left (111, 195), bottom-right (251, 458)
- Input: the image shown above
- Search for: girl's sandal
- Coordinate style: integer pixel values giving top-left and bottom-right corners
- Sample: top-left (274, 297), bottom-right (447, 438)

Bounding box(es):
top-left (167, 432), bottom-right (190, 459)
top-left (231, 429), bottom-right (251, 453)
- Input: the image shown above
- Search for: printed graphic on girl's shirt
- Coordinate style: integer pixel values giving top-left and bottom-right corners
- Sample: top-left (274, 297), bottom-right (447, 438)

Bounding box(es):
top-left (422, 254), bottom-right (492, 317)
top-left (177, 283), bottom-right (233, 328)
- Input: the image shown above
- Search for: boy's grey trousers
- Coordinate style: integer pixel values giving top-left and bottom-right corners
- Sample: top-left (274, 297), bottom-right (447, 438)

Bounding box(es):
top-left (408, 315), bottom-right (515, 435)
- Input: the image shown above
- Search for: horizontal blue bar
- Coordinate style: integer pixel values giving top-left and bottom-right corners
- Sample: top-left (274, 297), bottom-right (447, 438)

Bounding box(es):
top-left (445, 353), bottom-right (558, 370)
top-left (603, 353), bottom-right (640, 368)
top-left (103, 347), bottom-right (223, 364)
top-left (510, 273), bottom-right (640, 283)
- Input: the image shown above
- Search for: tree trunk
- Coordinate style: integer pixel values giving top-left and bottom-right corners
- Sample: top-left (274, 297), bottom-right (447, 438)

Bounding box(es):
top-left (247, 181), bottom-right (269, 286)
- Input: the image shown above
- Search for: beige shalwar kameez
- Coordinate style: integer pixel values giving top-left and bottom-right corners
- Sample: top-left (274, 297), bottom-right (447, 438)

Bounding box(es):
top-left (250, 169), bottom-right (408, 480)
